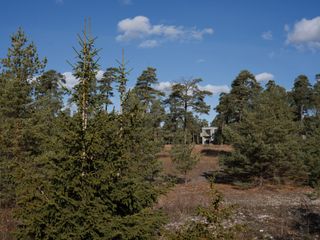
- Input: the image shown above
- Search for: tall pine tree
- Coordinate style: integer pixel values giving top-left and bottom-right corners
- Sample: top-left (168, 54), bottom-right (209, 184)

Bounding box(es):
top-left (0, 28), bottom-right (46, 207)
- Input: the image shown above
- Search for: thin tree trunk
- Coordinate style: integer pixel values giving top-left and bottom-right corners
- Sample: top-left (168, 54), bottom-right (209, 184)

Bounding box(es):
top-left (184, 101), bottom-right (187, 144)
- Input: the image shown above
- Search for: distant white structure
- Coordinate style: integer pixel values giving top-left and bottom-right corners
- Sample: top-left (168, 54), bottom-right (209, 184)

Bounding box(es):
top-left (316, 74), bottom-right (320, 82)
top-left (200, 127), bottom-right (217, 144)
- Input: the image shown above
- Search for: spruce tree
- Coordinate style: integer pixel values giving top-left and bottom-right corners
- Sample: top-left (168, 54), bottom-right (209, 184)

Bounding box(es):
top-left (16, 25), bottom-right (166, 240)
top-left (70, 25), bottom-right (100, 131)
top-left (0, 28), bottom-right (46, 207)
top-left (171, 141), bottom-right (199, 184)
top-left (115, 49), bottom-right (131, 114)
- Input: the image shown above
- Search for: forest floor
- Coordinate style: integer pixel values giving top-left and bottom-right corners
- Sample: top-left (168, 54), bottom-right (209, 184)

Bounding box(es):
top-left (157, 144), bottom-right (320, 240)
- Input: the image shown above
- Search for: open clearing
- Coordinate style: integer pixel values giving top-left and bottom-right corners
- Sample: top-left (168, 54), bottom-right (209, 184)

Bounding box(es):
top-left (157, 144), bottom-right (320, 239)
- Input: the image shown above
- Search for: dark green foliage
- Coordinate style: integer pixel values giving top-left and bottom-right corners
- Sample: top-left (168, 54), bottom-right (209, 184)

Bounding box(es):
top-left (148, 99), bottom-right (166, 144)
top-left (30, 70), bottom-right (66, 160)
top-left (166, 183), bottom-right (243, 240)
top-left (70, 29), bottom-right (100, 131)
top-left (290, 75), bottom-right (313, 122)
top-left (167, 78), bottom-right (212, 143)
top-left (222, 81), bottom-right (307, 184)
top-left (115, 50), bottom-right (131, 113)
top-left (214, 70), bottom-right (261, 143)
top-left (135, 67), bottom-right (164, 109)
top-left (312, 81), bottom-right (320, 117)
top-left (302, 117), bottom-right (320, 187)
top-left (171, 141), bottom-right (199, 183)
top-left (1, 28), bottom-right (47, 81)
top-left (0, 28), bottom-right (46, 207)
top-left (216, 70), bottom-right (261, 124)
top-left (97, 67), bottom-right (117, 111)
top-left (163, 89), bottom-right (184, 143)
top-left (16, 110), bottom-right (166, 239)
top-left (15, 28), bottom-right (166, 239)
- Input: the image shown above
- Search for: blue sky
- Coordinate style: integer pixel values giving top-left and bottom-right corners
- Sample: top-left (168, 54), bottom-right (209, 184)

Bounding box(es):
top-left (1, 0), bottom-right (320, 121)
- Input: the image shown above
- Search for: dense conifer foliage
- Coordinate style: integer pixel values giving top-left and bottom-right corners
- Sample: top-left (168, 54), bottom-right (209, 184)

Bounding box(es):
top-left (0, 27), bottom-right (166, 240)
top-left (0, 29), bottom-right (47, 207)
top-left (221, 81), bottom-right (306, 184)
top-left (214, 72), bottom-right (320, 185)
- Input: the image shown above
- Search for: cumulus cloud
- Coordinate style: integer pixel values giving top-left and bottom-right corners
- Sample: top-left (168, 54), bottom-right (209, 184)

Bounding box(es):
top-left (199, 84), bottom-right (230, 95)
top-left (155, 81), bottom-right (229, 95)
top-left (63, 70), bottom-right (105, 89)
top-left (261, 31), bottom-right (273, 40)
top-left (116, 16), bottom-right (213, 47)
top-left (155, 81), bottom-right (173, 93)
top-left (63, 72), bottom-right (77, 89)
top-left (286, 16), bottom-right (320, 50)
top-left (255, 72), bottom-right (274, 82)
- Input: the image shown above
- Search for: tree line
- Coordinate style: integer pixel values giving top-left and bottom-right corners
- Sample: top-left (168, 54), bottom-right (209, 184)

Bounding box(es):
top-left (213, 70), bottom-right (320, 186)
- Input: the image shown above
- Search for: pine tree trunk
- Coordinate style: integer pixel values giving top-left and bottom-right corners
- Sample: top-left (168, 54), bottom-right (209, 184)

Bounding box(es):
top-left (300, 104), bottom-right (304, 122)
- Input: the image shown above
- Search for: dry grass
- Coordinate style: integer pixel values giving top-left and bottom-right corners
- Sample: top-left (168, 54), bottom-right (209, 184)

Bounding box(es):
top-left (157, 144), bottom-right (320, 239)
top-left (0, 208), bottom-right (15, 240)
top-left (157, 144), bottom-right (229, 221)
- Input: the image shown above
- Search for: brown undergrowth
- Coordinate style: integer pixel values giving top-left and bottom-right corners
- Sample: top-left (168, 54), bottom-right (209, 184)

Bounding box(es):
top-left (157, 144), bottom-right (320, 239)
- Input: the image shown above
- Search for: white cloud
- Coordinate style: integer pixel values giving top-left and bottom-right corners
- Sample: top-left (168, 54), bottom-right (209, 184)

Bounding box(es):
top-left (139, 40), bottom-right (159, 48)
top-left (155, 81), bottom-right (173, 93)
top-left (198, 84), bottom-right (230, 95)
top-left (116, 16), bottom-right (213, 47)
top-left (96, 70), bottom-right (104, 80)
top-left (63, 70), bottom-right (105, 89)
top-left (55, 0), bottom-right (63, 4)
top-left (261, 31), bottom-right (273, 40)
top-left (286, 16), bottom-right (320, 50)
top-left (155, 81), bottom-right (229, 95)
top-left (63, 72), bottom-right (78, 89)
top-left (255, 72), bottom-right (274, 82)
